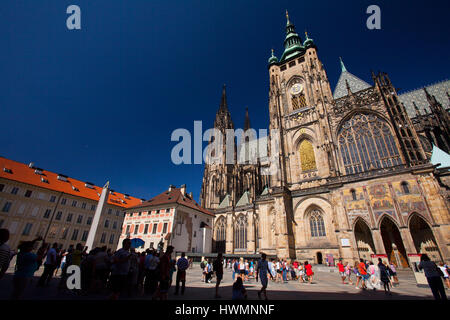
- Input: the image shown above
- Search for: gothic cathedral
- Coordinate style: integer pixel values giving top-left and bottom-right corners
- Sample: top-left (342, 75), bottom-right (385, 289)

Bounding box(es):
top-left (200, 12), bottom-right (450, 267)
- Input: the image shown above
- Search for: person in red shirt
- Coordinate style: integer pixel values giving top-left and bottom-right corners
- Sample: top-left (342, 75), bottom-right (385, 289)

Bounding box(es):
top-left (304, 261), bottom-right (314, 284)
top-left (337, 259), bottom-right (346, 284)
top-left (358, 258), bottom-right (368, 290)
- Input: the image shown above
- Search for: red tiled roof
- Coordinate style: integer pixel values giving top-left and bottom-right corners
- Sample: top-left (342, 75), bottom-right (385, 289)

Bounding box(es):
top-left (128, 187), bottom-right (214, 216)
top-left (0, 156), bottom-right (141, 208)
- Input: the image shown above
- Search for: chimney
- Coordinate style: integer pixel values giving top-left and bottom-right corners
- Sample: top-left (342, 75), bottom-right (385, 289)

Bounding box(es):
top-left (189, 192), bottom-right (193, 199)
top-left (168, 185), bottom-right (175, 192)
top-left (28, 162), bottom-right (35, 168)
top-left (180, 184), bottom-right (186, 196)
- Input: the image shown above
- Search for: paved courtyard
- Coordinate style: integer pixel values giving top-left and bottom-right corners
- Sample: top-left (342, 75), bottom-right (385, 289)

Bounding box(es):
top-left (0, 262), bottom-right (444, 300)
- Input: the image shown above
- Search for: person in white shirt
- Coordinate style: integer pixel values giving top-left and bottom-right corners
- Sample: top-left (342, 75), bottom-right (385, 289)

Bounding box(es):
top-left (438, 262), bottom-right (450, 289)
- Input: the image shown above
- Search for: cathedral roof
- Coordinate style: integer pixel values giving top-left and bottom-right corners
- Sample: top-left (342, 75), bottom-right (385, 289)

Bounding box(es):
top-left (398, 79), bottom-right (450, 118)
top-left (333, 58), bottom-right (371, 99)
top-left (218, 194), bottom-right (231, 209)
top-left (236, 191), bottom-right (251, 207)
top-left (431, 145), bottom-right (450, 168)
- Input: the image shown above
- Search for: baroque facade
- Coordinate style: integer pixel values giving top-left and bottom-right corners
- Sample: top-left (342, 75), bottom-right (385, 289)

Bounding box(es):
top-left (200, 12), bottom-right (450, 266)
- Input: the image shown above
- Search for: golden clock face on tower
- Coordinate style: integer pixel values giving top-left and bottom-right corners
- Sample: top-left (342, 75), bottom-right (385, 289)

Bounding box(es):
top-left (290, 83), bottom-right (303, 95)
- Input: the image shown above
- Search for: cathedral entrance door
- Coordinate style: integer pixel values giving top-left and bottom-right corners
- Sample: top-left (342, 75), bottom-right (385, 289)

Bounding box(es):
top-left (409, 214), bottom-right (442, 263)
top-left (316, 252), bottom-right (323, 264)
top-left (380, 216), bottom-right (409, 268)
top-left (354, 219), bottom-right (376, 261)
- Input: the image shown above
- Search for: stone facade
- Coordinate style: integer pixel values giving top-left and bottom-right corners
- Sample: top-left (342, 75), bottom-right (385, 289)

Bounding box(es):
top-left (200, 13), bottom-right (450, 266)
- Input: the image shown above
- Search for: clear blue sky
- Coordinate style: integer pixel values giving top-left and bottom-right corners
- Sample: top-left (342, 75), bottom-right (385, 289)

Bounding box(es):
top-left (1, 0), bottom-right (449, 202)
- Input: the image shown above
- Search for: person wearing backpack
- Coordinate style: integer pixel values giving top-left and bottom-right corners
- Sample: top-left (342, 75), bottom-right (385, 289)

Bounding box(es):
top-left (200, 259), bottom-right (206, 282)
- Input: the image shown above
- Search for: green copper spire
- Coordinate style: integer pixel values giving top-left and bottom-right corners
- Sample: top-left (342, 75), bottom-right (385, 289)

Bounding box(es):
top-left (339, 57), bottom-right (347, 72)
top-left (303, 30), bottom-right (314, 47)
top-left (279, 11), bottom-right (304, 62)
top-left (268, 48), bottom-right (278, 65)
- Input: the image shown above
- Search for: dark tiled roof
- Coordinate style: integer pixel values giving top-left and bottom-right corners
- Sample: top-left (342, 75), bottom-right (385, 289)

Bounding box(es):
top-left (398, 79), bottom-right (450, 118)
top-left (333, 71), bottom-right (371, 99)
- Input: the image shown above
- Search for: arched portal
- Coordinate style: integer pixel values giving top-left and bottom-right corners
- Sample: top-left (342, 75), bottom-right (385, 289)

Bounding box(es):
top-left (316, 252), bottom-right (323, 264)
top-left (380, 216), bottom-right (409, 268)
top-left (354, 219), bottom-right (376, 261)
top-left (409, 214), bottom-right (442, 263)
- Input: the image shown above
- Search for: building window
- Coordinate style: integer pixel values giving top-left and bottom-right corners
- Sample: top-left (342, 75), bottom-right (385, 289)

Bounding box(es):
top-left (108, 209), bottom-right (112, 215)
top-left (81, 230), bottom-right (89, 241)
top-left (351, 189), bottom-right (357, 201)
top-left (61, 198), bottom-right (67, 205)
top-left (87, 217), bottom-right (92, 225)
top-left (81, 203), bottom-right (86, 209)
top-left (71, 200), bottom-right (77, 207)
top-left (91, 205), bottom-right (96, 211)
top-left (309, 209), bottom-right (326, 238)
top-left (61, 228), bottom-right (68, 240)
top-left (49, 195), bottom-right (56, 203)
top-left (43, 209), bottom-right (52, 219)
top-left (100, 233), bottom-right (106, 243)
top-left (113, 221), bottom-right (117, 230)
top-left (401, 181), bottom-right (410, 194)
top-left (289, 60), bottom-right (296, 67)
top-left (193, 231), bottom-right (196, 238)
top-left (299, 139), bottom-right (317, 171)
top-left (215, 217), bottom-right (226, 253)
top-left (2, 202), bottom-right (12, 212)
top-left (55, 211), bottom-right (62, 220)
top-left (125, 225), bottom-right (131, 235)
top-left (338, 113), bottom-right (401, 175)
top-left (77, 215), bottom-right (83, 224)
top-left (0, 184), bottom-right (4, 192)
top-left (291, 92), bottom-right (307, 110)
top-left (11, 187), bottom-right (19, 195)
top-left (134, 224), bottom-right (139, 234)
top-left (109, 234), bottom-right (115, 244)
top-left (66, 213), bottom-right (73, 222)
top-left (116, 210), bottom-right (120, 216)
top-left (144, 224), bottom-right (149, 234)
top-left (152, 224), bottom-right (157, 234)
top-left (22, 223), bottom-right (33, 236)
top-left (71, 229), bottom-right (79, 241)
top-left (234, 215), bottom-right (247, 250)
top-left (104, 220), bottom-right (109, 228)
top-left (163, 223), bottom-right (168, 234)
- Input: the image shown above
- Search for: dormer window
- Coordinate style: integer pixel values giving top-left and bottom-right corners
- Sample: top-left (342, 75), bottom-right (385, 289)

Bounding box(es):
top-left (41, 177), bottom-right (49, 184)
top-left (34, 168), bottom-right (43, 175)
top-left (72, 186), bottom-right (79, 192)
top-left (3, 168), bottom-right (12, 174)
top-left (124, 194), bottom-right (130, 199)
top-left (57, 174), bottom-right (68, 182)
top-left (85, 182), bottom-right (94, 189)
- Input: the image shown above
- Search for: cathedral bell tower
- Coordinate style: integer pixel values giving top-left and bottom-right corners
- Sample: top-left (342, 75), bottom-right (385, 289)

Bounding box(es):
top-left (267, 11), bottom-right (338, 190)
top-left (200, 85), bottom-right (237, 209)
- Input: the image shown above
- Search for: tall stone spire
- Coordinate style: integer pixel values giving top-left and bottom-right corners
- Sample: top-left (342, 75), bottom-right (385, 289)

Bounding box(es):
top-left (244, 107), bottom-right (251, 131)
top-left (219, 84), bottom-right (228, 112)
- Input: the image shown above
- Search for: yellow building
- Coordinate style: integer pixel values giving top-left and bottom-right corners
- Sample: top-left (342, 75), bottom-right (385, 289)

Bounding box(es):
top-left (0, 156), bottom-right (141, 250)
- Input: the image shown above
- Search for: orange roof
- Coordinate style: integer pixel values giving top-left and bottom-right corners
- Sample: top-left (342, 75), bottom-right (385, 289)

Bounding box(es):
top-left (128, 187), bottom-right (214, 216)
top-left (0, 156), bottom-right (141, 208)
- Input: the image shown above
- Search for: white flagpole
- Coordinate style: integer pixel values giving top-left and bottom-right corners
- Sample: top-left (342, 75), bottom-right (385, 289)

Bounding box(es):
top-left (85, 181), bottom-right (110, 252)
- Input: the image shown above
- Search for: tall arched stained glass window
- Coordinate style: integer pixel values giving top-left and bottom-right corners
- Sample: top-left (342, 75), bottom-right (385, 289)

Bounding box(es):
top-left (309, 209), bottom-right (326, 237)
top-left (215, 217), bottom-right (226, 253)
top-left (234, 215), bottom-right (247, 250)
top-left (338, 113), bottom-right (401, 175)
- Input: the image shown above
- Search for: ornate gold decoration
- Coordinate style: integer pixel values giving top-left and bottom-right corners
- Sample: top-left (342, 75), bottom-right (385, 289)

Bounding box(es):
top-left (299, 139), bottom-right (317, 171)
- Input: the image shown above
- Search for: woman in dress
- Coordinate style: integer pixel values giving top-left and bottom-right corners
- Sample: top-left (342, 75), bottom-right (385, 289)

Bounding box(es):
top-left (304, 261), bottom-right (314, 284)
top-left (345, 262), bottom-right (353, 285)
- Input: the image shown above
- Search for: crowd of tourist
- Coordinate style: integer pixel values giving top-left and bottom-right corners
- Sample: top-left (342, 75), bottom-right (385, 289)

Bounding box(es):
top-left (0, 227), bottom-right (448, 300)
